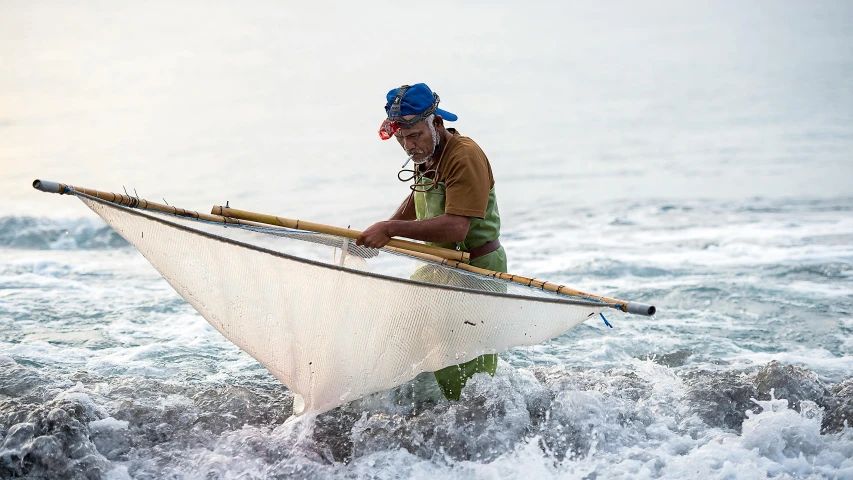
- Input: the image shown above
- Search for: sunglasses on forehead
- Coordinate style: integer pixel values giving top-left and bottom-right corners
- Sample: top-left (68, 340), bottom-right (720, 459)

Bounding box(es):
top-left (378, 85), bottom-right (441, 140)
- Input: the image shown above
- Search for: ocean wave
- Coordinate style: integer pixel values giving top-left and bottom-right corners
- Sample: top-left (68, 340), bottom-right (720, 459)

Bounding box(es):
top-left (1, 357), bottom-right (851, 478)
top-left (0, 217), bottom-right (128, 250)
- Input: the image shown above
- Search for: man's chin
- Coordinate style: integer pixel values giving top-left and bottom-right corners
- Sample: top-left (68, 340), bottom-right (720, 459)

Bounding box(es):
top-left (411, 154), bottom-right (433, 165)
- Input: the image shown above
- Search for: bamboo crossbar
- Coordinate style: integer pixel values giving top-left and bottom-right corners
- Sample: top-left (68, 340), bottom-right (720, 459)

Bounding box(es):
top-left (212, 203), bottom-right (655, 316)
top-left (211, 206), bottom-right (471, 263)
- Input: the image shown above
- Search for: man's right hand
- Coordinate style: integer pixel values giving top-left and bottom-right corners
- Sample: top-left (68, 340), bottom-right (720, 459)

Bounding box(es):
top-left (356, 221), bottom-right (393, 249)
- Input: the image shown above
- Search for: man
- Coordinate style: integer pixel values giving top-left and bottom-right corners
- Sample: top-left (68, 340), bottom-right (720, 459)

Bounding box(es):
top-left (356, 83), bottom-right (506, 400)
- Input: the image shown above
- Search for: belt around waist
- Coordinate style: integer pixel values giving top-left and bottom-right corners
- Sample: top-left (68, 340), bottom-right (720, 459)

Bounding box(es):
top-left (467, 238), bottom-right (501, 260)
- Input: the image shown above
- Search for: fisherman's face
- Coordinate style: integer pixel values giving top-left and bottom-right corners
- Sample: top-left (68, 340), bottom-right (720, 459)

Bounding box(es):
top-left (395, 115), bottom-right (437, 164)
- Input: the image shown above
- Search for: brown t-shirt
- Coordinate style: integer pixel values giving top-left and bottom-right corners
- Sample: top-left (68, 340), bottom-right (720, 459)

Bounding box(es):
top-left (417, 129), bottom-right (495, 219)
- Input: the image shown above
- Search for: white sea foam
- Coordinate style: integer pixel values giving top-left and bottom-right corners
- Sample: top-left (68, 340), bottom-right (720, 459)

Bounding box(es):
top-left (89, 417), bottom-right (130, 431)
top-left (730, 350), bottom-right (853, 381)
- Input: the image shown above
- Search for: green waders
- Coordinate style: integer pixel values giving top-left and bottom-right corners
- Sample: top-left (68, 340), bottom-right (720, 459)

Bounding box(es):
top-left (413, 179), bottom-right (507, 401)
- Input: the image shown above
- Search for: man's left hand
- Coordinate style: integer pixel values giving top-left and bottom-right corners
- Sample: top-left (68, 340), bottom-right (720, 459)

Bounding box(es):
top-left (356, 221), bottom-right (393, 248)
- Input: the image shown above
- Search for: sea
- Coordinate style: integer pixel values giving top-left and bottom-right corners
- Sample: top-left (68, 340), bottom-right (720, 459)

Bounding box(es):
top-left (1, 1), bottom-right (852, 478)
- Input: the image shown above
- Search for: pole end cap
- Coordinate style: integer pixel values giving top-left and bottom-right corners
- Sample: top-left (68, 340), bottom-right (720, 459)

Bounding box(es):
top-left (626, 302), bottom-right (656, 316)
top-left (33, 179), bottom-right (64, 193)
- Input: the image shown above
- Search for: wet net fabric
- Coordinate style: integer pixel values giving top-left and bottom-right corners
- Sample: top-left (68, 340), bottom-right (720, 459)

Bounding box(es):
top-left (79, 195), bottom-right (607, 415)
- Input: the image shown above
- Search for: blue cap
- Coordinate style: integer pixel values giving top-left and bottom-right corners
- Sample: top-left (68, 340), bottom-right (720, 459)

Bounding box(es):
top-left (384, 83), bottom-right (458, 122)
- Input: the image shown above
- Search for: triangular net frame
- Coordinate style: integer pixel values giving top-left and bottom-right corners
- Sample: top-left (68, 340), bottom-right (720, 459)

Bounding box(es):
top-left (77, 193), bottom-right (606, 415)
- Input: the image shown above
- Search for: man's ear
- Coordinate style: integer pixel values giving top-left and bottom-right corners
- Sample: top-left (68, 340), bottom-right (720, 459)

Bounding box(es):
top-left (434, 115), bottom-right (444, 129)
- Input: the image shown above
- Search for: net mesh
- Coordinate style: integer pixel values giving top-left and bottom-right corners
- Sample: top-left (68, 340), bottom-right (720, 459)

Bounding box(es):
top-left (79, 194), bottom-right (606, 415)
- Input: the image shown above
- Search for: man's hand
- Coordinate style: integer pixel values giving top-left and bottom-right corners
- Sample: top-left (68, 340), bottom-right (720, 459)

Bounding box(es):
top-left (356, 214), bottom-right (470, 248)
top-left (356, 221), bottom-right (393, 248)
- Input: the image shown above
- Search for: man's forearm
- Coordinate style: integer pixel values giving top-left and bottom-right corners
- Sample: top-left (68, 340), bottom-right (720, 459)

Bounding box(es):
top-left (385, 214), bottom-right (470, 244)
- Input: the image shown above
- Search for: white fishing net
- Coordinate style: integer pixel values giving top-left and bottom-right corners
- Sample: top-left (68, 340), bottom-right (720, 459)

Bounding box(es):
top-left (79, 194), bottom-right (607, 415)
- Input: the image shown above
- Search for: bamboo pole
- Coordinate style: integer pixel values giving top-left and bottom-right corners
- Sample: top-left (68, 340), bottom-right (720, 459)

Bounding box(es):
top-left (31, 179), bottom-right (467, 264)
top-left (386, 246), bottom-right (655, 315)
top-left (32, 179), bottom-right (267, 227)
top-left (212, 203), bottom-right (655, 316)
top-left (211, 205), bottom-right (471, 264)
